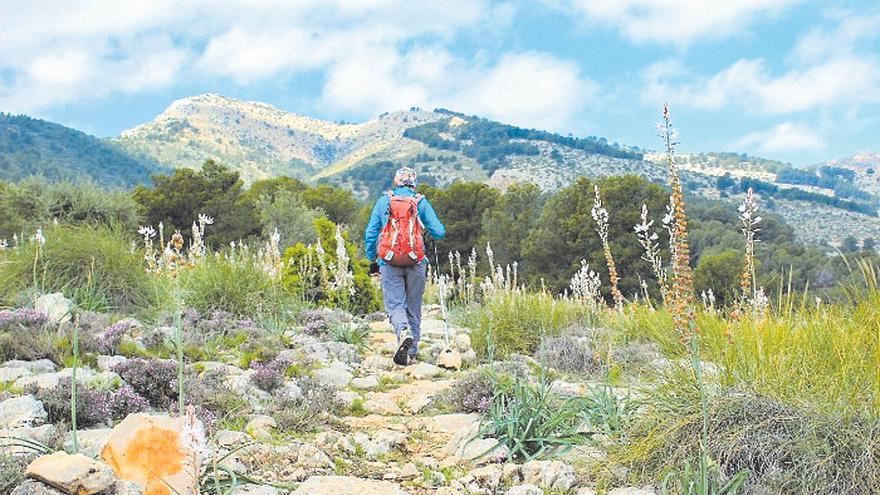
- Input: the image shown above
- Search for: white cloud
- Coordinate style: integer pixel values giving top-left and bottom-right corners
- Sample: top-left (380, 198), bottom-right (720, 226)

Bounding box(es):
top-left (642, 56), bottom-right (880, 114)
top-left (734, 121), bottom-right (825, 153)
top-left (560, 0), bottom-right (801, 46)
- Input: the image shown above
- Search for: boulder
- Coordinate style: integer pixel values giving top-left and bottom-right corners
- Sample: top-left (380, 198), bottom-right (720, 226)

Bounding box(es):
top-left (35, 293), bottom-right (73, 325)
top-left (0, 425), bottom-right (57, 456)
top-left (26, 451), bottom-right (115, 495)
top-left (290, 476), bottom-right (409, 495)
top-left (0, 395), bottom-right (47, 428)
top-left (521, 460), bottom-right (576, 491)
top-left (100, 413), bottom-right (205, 495)
top-left (436, 349), bottom-right (462, 370)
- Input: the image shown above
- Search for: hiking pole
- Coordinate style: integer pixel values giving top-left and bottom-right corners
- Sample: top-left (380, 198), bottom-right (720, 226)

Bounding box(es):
top-left (438, 274), bottom-right (451, 349)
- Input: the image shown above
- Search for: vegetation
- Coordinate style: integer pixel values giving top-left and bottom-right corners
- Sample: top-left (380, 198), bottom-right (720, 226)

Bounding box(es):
top-left (0, 113), bottom-right (167, 187)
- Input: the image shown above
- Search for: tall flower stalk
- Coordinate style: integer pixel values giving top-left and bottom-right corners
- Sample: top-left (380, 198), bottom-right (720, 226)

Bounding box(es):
top-left (738, 188), bottom-right (761, 308)
top-left (591, 185), bottom-right (624, 308)
top-left (659, 104), bottom-right (696, 338)
top-left (70, 313), bottom-right (80, 453)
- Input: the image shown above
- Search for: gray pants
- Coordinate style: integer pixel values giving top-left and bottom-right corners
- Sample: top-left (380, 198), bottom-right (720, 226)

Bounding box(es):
top-left (379, 262), bottom-right (427, 356)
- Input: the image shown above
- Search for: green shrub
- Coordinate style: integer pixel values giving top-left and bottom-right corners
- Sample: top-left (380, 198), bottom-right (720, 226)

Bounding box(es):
top-left (470, 290), bottom-right (588, 358)
top-left (182, 255), bottom-right (281, 318)
top-left (480, 374), bottom-right (586, 461)
top-left (0, 224), bottom-right (163, 313)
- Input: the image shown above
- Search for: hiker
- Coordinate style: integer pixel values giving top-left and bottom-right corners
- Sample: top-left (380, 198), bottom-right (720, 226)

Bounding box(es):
top-left (364, 167), bottom-right (445, 365)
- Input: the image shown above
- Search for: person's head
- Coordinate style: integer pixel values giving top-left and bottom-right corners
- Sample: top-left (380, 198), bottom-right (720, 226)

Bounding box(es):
top-left (393, 167), bottom-right (417, 188)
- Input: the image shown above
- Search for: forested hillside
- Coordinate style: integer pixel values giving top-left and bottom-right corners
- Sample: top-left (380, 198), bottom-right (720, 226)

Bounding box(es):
top-left (0, 113), bottom-right (167, 187)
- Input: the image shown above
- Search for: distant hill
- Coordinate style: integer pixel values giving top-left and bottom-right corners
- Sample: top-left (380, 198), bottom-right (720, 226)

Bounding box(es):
top-left (0, 113), bottom-right (167, 187)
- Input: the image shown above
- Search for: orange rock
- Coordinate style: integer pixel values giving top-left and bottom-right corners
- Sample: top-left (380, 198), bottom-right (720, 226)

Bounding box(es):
top-left (100, 414), bottom-right (199, 495)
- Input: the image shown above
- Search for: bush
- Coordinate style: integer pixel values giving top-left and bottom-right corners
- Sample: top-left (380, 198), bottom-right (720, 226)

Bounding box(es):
top-left (0, 308), bottom-right (54, 362)
top-left (181, 368), bottom-right (246, 423)
top-left (183, 255), bottom-right (280, 318)
top-left (470, 290), bottom-right (588, 358)
top-left (38, 378), bottom-right (110, 428)
top-left (536, 336), bottom-right (600, 375)
top-left (329, 322), bottom-right (370, 349)
top-left (618, 385), bottom-right (880, 494)
top-left (0, 224), bottom-right (163, 313)
top-left (273, 378), bottom-right (342, 432)
top-left (107, 384), bottom-right (150, 419)
top-left (112, 358), bottom-right (178, 408)
top-left (249, 356), bottom-right (292, 393)
top-left (445, 362), bottom-right (531, 414)
top-left (0, 454), bottom-right (31, 494)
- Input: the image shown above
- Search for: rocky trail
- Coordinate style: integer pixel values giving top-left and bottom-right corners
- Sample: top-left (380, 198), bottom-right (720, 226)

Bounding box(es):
top-left (1, 302), bottom-right (655, 495)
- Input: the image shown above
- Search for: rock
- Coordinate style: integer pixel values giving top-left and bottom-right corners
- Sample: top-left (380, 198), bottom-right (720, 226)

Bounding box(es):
top-left (368, 321), bottom-right (393, 332)
top-left (506, 485), bottom-right (542, 495)
top-left (96, 356), bottom-right (127, 373)
top-left (436, 349), bottom-right (462, 370)
top-left (112, 481), bottom-right (146, 495)
top-left (26, 451), bottom-right (115, 495)
top-left (13, 374), bottom-right (60, 393)
top-left (3, 360), bottom-right (56, 374)
top-left (468, 465), bottom-right (502, 490)
top-left (293, 342), bottom-right (360, 366)
top-left (0, 366), bottom-right (31, 383)
top-left (521, 460), bottom-right (576, 491)
top-left (352, 429), bottom-right (406, 458)
top-left (362, 356), bottom-right (393, 372)
top-left (607, 488), bottom-right (657, 495)
top-left (296, 443), bottom-right (333, 469)
top-left (274, 381), bottom-right (303, 402)
top-left (399, 463), bottom-right (419, 478)
top-left (313, 366), bottom-right (353, 388)
top-left (407, 362), bottom-right (441, 380)
top-left (35, 293), bottom-right (73, 324)
top-left (461, 349), bottom-right (478, 365)
top-left (335, 391), bottom-right (359, 408)
top-left (453, 334), bottom-right (472, 352)
top-left (63, 429), bottom-right (112, 458)
top-left (351, 376), bottom-right (379, 390)
top-left (245, 415), bottom-right (277, 441)
top-left (214, 429), bottom-right (251, 448)
top-left (577, 488), bottom-right (598, 495)
top-left (1, 425), bottom-right (57, 456)
top-left (0, 395), bottom-right (47, 428)
top-left (363, 394), bottom-right (403, 416)
top-left (230, 485), bottom-right (280, 495)
top-left (11, 480), bottom-right (66, 495)
top-left (290, 475), bottom-right (409, 495)
top-left (100, 413), bottom-right (205, 495)
top-left (502, 463), bottom-right (521, 483)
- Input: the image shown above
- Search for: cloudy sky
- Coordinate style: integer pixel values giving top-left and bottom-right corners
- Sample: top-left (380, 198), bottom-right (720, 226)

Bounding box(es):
top-left (1, 0), bottom-right (878, 165)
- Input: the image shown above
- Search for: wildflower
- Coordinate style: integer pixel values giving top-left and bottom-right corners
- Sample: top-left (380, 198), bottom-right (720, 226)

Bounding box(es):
top-left (32, 227), bottom-right (45, 246)
top-left (570, 260), bottom-right (602, 305)
top-left (181, 404), bottom-right (210, 488)
top-left (738, 188), bottom-right (762, 307)
top-left (634, 203), bottom-right (668, 303)
top-left (592, 185), bottom-right (623, 308)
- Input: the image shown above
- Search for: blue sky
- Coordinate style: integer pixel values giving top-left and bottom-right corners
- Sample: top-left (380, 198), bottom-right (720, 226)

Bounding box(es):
top-left (1, 0), bottom-right (878, 165)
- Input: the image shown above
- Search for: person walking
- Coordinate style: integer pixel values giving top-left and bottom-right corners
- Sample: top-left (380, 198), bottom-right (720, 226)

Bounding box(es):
top-left (364, 167), bottom-right (445, 365)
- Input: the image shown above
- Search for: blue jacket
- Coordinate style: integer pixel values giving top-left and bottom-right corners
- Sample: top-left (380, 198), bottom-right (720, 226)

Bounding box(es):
top-left (364, 186), bottom-right (446, 264)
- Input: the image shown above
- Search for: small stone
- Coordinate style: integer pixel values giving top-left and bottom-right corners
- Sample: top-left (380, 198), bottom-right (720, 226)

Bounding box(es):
top-left (230, 485), bottom-right (280, 495)
top-left (215, 429), bottom-right (251, 448)
top-left (461, 349), bottom-right (478, 364)
top-left (0, 395), bottom-right (47, 428)
top-left (336, 391), bottom-right (360, 408)
top-left (26, 451), bottom-right (115, 495)
top-left (453, 334), bottom-right (471, 352)
top-left (35, 293), bottom-right (72, 324)
top-left (96, 356), bottom-right (127, 373)
top-left (607, 488), bottom-right (657, 495)
top-left (246, 415), bottom-right (277, 441)
top-left (502, 463), bottom-right (521, 483)
top-left (363, 395), bottom-right (403, 416)
top-left (362, 356), bottom-right (393, 372)
top-left (468, 465), bottom-right (502, 490)
top-left (507, 484), bottom-right (542, 495)
top-left (313, 366), bottom-right (353, 388)
top-left (351, 376), bottom-right (379, 390)
top-left (297, 444), bottom-right (333, 469)
top-left (290, 475), bottom-right (409, 495)
top-left (521, 460), bottom-right (576, 491)
top-left (63, 428), bottom-right (112, 458)
top-left (577, 488), bottom-right (598, 495)
top-left (0, 367), bottom-right (31, 383)
top-left (407, 362), bottom-right (441, 380)
top-left (436, 349), bottom-right (462, 370)
top-left (399, 463), bottom-right (419, 478)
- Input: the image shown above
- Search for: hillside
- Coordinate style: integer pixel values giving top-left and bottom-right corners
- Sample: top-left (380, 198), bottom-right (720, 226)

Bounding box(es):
top-left (0, 113), bottom-right (167, 187)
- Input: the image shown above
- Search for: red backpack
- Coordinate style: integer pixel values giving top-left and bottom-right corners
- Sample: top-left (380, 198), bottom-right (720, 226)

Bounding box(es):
top-left (377, 191), bottom-right (426, 266)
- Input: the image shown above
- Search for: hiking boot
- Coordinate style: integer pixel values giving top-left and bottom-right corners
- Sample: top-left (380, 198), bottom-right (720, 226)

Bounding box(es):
top-left (406, 354), bottom-right (420, 365)
top-left (393, 330), bottom-right (413, 366)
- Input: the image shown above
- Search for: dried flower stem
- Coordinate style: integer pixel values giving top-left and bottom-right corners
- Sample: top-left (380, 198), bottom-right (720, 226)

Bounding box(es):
top-left (592, 185), bottom-right (624, 308)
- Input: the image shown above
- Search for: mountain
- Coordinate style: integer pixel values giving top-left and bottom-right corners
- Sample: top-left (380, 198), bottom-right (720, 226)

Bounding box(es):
top-left (0, 113), bottom-right (168, 187)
